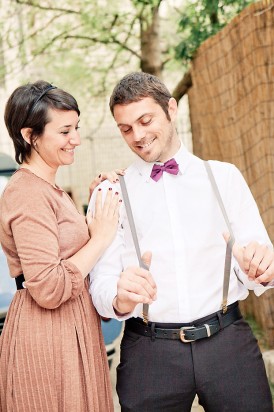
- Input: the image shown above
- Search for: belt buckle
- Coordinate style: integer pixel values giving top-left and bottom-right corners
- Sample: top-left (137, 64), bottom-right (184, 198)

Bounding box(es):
top-left (179, 326), bottom-right (195, 343)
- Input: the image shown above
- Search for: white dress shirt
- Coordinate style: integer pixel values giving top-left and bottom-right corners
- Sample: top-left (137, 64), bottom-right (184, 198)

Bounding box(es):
top-left (89, 144), bottom-right (273, 323)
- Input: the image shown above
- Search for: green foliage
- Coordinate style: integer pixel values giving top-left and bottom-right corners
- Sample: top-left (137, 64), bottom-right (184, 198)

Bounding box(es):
top-left (0, 0), bottom-right (257, 100)
top-left (176, 0), bottom-right (256, 62)
top-left (131, 0), bottom-right (160, 7)
top-left (270, 383), bottom-right (274, 403)
top-left (131, 0), bottom-right (162, 30)
top-left (245, 314), bottom-right (269, 351)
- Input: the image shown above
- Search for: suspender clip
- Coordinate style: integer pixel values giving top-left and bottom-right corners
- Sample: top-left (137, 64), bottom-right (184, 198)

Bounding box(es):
top-left (222, 301), bottom-right (228, 314)
top-left (142, 312), bottom-right (149, 325)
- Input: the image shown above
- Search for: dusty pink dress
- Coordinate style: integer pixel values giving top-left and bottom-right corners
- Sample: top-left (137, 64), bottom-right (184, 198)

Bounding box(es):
top-left (0, 169), bottom-right (114, 412)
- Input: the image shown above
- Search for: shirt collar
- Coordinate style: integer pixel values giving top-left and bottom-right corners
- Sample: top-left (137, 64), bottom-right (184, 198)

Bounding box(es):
top-left (133, 142), bottom-right (192, 182)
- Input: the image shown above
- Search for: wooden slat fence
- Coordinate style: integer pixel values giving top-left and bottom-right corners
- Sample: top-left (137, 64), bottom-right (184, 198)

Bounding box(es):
top-left (188, 0), bottom-right (274, 346)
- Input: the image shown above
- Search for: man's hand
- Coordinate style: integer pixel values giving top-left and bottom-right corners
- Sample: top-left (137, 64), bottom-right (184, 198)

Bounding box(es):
top-left (223, 233), bottom-right (274, 285)
top-left (112, 251), bottom-right (157, 315)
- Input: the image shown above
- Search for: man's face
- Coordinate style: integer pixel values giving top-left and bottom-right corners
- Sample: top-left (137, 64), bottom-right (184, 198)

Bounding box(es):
top-left (113, 97), bottom-right (180, 163)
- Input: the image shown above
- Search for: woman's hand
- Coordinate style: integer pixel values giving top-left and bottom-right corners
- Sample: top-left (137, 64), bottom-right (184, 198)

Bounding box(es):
top-left (87, 187), bottom-right (121, 249)
top-left (89, 169), bottom-right (125, 200)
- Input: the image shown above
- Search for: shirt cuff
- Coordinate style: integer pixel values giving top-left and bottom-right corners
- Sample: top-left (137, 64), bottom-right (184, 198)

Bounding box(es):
top-left (90, 277), bottom-right (134, 321)
top-left (233, 266), bottom-right (274, 295)
top-left (253, 281), bottom-right (274, 296)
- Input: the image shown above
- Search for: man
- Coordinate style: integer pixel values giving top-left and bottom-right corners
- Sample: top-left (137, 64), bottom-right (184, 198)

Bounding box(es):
top-left (89, 72), bottom-right (274, 412)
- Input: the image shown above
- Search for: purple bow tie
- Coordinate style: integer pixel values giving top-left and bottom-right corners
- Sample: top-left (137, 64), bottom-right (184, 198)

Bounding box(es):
top-left (150, 158), bottom-right (179, 182)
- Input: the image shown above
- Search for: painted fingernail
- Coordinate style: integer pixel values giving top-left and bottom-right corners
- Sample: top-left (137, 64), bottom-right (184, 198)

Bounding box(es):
top-left (116, 178), bottom-right (119, 182)
top-left (115, 192), bottom-right (119, 195)
top-left (98, 188), bottom-right (102, 191)
top-left (119, 199), bottom-right (122, 202)
top-left (109, 187), bottom-right (112, 191)
top-left (113, 180), bottom-right (116, 183)
top-left (98, 174), bottom-right (101, 178)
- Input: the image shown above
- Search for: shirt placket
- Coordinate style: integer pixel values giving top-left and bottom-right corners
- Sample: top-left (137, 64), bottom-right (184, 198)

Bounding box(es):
top-left (162, 173), bottom-right (190, 319)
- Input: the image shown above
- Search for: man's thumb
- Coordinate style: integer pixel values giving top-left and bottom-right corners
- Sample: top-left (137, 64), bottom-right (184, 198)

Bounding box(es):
top-left (222, 232), bottom-right (230, 244)
top-left (141, 251), bottom-right (152, 270)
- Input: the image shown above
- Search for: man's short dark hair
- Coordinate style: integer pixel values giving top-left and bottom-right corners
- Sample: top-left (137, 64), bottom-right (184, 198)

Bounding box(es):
top-left (109, 72), bottom-right (172, 120)
top-left (4, 80), bottom-right (80, 164)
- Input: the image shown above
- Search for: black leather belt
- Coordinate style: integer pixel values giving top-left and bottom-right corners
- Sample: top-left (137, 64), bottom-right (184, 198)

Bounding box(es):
top-left (125, 302), bottom-right (241, 343)
top-left (15, 274), bottom-right (25, 290)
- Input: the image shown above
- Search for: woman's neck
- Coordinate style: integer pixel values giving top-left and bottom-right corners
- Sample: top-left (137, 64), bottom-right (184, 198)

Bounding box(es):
top-left (21, 160), bottom-right (57, 186)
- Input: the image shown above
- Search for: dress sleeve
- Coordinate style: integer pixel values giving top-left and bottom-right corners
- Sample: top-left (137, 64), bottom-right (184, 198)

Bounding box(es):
top-left (1, 180), bottom-right (84, 309)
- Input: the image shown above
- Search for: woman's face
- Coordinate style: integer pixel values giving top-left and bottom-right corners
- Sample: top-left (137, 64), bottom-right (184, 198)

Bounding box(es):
top-left (33, 109), bottom-right (80, 169)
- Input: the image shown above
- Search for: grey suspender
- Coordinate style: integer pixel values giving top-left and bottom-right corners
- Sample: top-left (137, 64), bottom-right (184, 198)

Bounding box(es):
top-left (119, 161), bottom-right (234, 324)
top-left (119, 175), bottom-right (149, 324)
top-left (204, 161), bottom-right (235, 313)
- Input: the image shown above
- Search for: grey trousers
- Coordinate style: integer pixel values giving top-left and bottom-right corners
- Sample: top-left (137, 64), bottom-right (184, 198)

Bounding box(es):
top-left (116, 315), bottom-right (272, 412)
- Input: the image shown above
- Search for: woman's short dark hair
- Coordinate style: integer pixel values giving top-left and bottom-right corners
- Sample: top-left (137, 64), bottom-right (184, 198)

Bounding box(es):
top-left (109, 72), bottom-right (172, 120)
top-left (4, 80), bottom-right (80, 164)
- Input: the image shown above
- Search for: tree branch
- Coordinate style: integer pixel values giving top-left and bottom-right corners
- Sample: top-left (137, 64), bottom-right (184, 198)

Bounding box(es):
top-left (3, 13), bottom-right (64, 53)
top-left (63, 35), bottom-right (141, 59)
top-left (172, 70), bottom-right (192, 102)
top-left (96, 15), bottom-right (140, 95)
top-left (15, 0), bottom-right (80, 14)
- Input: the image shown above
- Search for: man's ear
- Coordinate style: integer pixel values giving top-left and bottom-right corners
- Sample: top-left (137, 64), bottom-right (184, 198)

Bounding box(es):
top-left (167, 97), bottom-right (177, 121)
top-left (20, 127), bottom-right (32, 145)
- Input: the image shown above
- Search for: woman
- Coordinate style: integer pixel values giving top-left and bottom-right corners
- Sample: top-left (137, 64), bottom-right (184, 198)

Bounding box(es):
top-left (0, 81), bottom-right (120, 411)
